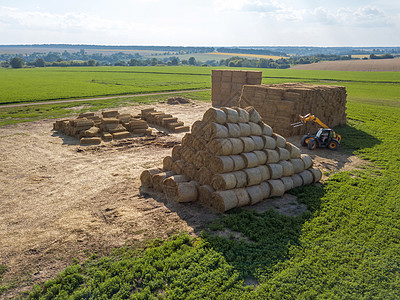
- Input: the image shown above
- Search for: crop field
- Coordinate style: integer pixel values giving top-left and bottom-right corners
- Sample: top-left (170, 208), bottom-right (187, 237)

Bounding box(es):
top-left (1, 66), bottom-right (400, 298)
top-left (207, 52), bottom-right (289, 59)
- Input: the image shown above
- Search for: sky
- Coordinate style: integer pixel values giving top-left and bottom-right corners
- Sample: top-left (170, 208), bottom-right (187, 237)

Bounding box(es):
top-left (0, 0), bottom-right (399, 47)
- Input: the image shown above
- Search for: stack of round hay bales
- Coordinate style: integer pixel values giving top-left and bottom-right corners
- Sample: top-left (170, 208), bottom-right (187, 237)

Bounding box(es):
top-left (140, 106), bottom-right (322, 212)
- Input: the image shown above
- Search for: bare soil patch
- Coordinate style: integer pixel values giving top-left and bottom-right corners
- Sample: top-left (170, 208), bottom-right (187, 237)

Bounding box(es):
top-left (0, 101), bottom-right (366, 298)
top-left (290, 57), bottom-right (400, 72)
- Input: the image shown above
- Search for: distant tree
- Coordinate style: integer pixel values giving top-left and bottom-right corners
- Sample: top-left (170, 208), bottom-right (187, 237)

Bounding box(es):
top-left (88, 59), bottom-right (96, 66)
top-left (188, 57), bottom-right (196, 65)
top-left (171, 57), bottom-right (179, 65)
top-left (34, 58), bottom-right (46, 67)
top-left (10, 57), bottom-right (24, 68)
top-left (181, 59), bottom-right (188, 65)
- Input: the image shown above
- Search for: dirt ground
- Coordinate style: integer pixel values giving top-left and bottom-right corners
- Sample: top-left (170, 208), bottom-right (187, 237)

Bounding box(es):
top-left (291, 57), bottom-right (400, 72)
top-left (0, 101), bottom-right (366, 298)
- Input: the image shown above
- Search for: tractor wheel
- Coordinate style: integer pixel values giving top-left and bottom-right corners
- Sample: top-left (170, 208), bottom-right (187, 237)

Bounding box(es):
top-left (301, 135), bottom-right (309, 147)
top-left (328, 140), bottom-right (339, 151)
top-left (308, 139), bottom-right (317, 150)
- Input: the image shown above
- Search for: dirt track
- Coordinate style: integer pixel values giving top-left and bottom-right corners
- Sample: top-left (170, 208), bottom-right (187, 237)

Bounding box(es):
top-left (0, 101), bottom-right (365, 298)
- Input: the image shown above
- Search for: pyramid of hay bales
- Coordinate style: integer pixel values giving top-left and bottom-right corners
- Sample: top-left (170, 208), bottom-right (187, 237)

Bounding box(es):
top-left (140, 106), bottom-right (322, 212)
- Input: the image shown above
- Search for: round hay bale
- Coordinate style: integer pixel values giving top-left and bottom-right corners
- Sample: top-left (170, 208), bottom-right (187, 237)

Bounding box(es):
top-left (222, 107), bottom-right (239, 123)
top-left (234, 188), bottom-right (251, 207)
top-left (290, 158), bottom-right (305, 173)
top-left (247, 185), bottom-right (264, 205)
top-left (285, 142), bottom-right (301, 159)
top-left (212, 173), bottom-right (237, 190)
top-left (251, 136), bottom-right (264, 150)
top-left (291, 174), bottom-right (303, 188)
top-left (233, 170), bottom-right (247, 188)
top-left (244, 167), bottom-right (263, 186)
top-left (249, 122), bottom-right (262, 136)
top-left (140, 168), bottom-right (161, 188)
top-left (176, 181), bottom-right (199, 202)
top-left (172, 160), bottom-right (185, 175)
top-left (272, 133), bottom-right (287, 148)
top-left (192, 138), bottom-right (207, 151)
top-left (241, 152), bottom-right (259, 168)
top-left (198, 167), bottom-right (213, 186)
top-left (240, 137), bottom-right (255, 152)
top-left (259, 122), bottom-right (273, 136)
top-left (277, 147), bottom-right (291, 161)
top-left (234, 107), bottom-right (250, 123)
top-left (265, 149), bottom-right (280, 164)
top-left (163, 174), bottom-right (190, 187)
top-left (172, 145), bottom-right (182, 161)
top-left (226, 123), bottom-right (241, 138)
top-left (299, 170), bottom-right (314, 185)
top-left (238, 123), bottom-right (251, 137)
top-left (152, 171), bottom-right (174, 192)
top-left (253, 150), bottom-right (267, 165)
top-left (163, 156), bottom-right (174, 171)
top-left (244, 106), bottom-right (261, 123)
top-left (209, 156), bottom-right (235, 174)
top-left (309, 167), bottom-right (322, 182)
top-left (229, 138), bottom-right (244, 154)
top-left (194, 151), bottom-right (205, 169)
top-left (191, 120), bottom-right (207, 137)
top-left (207, 138), bottom-right (233, 156)
top-left (198, 185), bottom-right (214, 205)
top-left (279, 160), bottom-right (295, 177)
top-left (281, 177), bottom-right (294, 191)
top-left (230, 155), bottom-right (246, 171)
top-left (212, 190), bottom-right (238, 212)
top-left (204, 123), bottom-right (228, 141)
top-left (184, 163), bottom-right (198, 180)
top-left (260, 182), bottom-right (271, 198)
top-left (262, 135), bottom-right (276, 150)
top-left (301, 154), bottom-right (313, 169)
top-left (267, 163), bottom-right (284, 179)
top-left (268, 179), bottom-right (285, 197)
top-left (181, 147), bottom-right (196, 162)
top-left (203, 107), bottom-right (226, 124)
top-left (182, 133), bottom-right (194, 147)
top-left (258, 165), bottom-right (270, 181)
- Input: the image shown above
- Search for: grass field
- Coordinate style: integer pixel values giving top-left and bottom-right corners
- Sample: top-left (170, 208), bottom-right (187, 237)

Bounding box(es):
top-left (1, 66), bottom-right (400, 298)
top-left (24, 96), bottom-right (400, 299)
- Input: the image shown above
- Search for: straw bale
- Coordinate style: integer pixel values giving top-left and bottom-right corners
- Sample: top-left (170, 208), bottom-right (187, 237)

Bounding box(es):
top-left (204, 123), bottom-right (229, 141)
top-left (251, 136), bottom-right (264, 150)
top-left (112, 131), bottom-right (131, 139)
top-left (212, 190), bottom-right (238, 212)
top-left (234, 188), bottom-right (251, 207)
top-left (265, 149), bottom-right (280, 163)
top-left (253, 150), bottom-right (267, 165)
top-left (81, 126), bottom-right (100, 138)
top-left (290, 158), bottom-right (305, 173)
top-left (267, 163), bottom-right (284, 179)
top-left (222, 107), bottom-right (239, 123)
top-left (233, 171), bottom-right (247, 188)
top-left (301, 154), bottom-right (313, 169)
top-left (244, 106), bottom-right (261, 123)
top-left (244, 167), bottom-right (263, 186)
top-left (259, 122), bottom-right (273, 136)
top-left (239, 137), bottom-right (256, 152)
top-left (262, 135), bottom-right (276, 149)
top-left (258, 165), bottom-right (270, 181)
top-left (176, 181), bottom-right (199, 202)
top-left (238, 123), bottom-right (251, 137)
top-left (198, 185), bottom-right (214, 205)
top-left (272, 133), bottom-right (287, 148)
top-left (172, 145), bottom-right (183, 161)
top-left (285, 142), bottom-right (301, 159)
top-left (140, 168), bottom-right (161, 188)
top-left (203, 107), bottom-right (227, 124)
top-left (260, 182), bottom-right (271, 199)
top-left (281, 177), bottom-right (294, 191)
top-left (209, 156), bottom-right (235, 174)
top-left (102, 118), bottom-right (119, 125)
top-left (191, 120), bottom-right (207, 137)
top-left (247, 185), bottom-right (264, 205)
top-left (298, 170), bottom-right (314, 185)
top-left (102, 133), bottom-right (113, 141)
top-left (230, 155), bottom-right (246, 171)
top-left (249, 122), bottom-right (262, 136)
top-left (102, 110), bottom-right (119, 118)
top-left (163, 156), bottom-right (174, 171)
top-left (229, 138), bottom-right (244, 154)
top-left (172, 160), bottom-right (184, 175)
top-left (241, 152), bottom-right (259, 168)
top-left (277, 147), bottom-right (291, 161)
top-left (212, 173), bottom-right (237, 190)
top-left (268, 179), bottom-right (285, 197)
top-left (163, 174), bottom-right (190, 187)
top-left (291, 174), bottom-right (303, 188)
top-left (309, 167), bottom-right (322, 182)
top-left (181, 133), bottom-right (194, 147)
top-left (226, 123), bottom-right (241, 138)
top-left (234, 107), bottom-right (250, 123)
top-left (152, 171), bottom-right (174, 192)
top-left (184, 164), bottom-right (198, 180)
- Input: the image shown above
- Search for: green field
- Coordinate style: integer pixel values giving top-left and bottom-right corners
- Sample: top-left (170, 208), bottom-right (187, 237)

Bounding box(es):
top-left (1, 66), bottom-right (400, 298)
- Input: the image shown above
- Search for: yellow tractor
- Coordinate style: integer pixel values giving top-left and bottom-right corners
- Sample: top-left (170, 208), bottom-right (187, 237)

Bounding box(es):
top-left (291, 113), bottom-right (341, 150)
